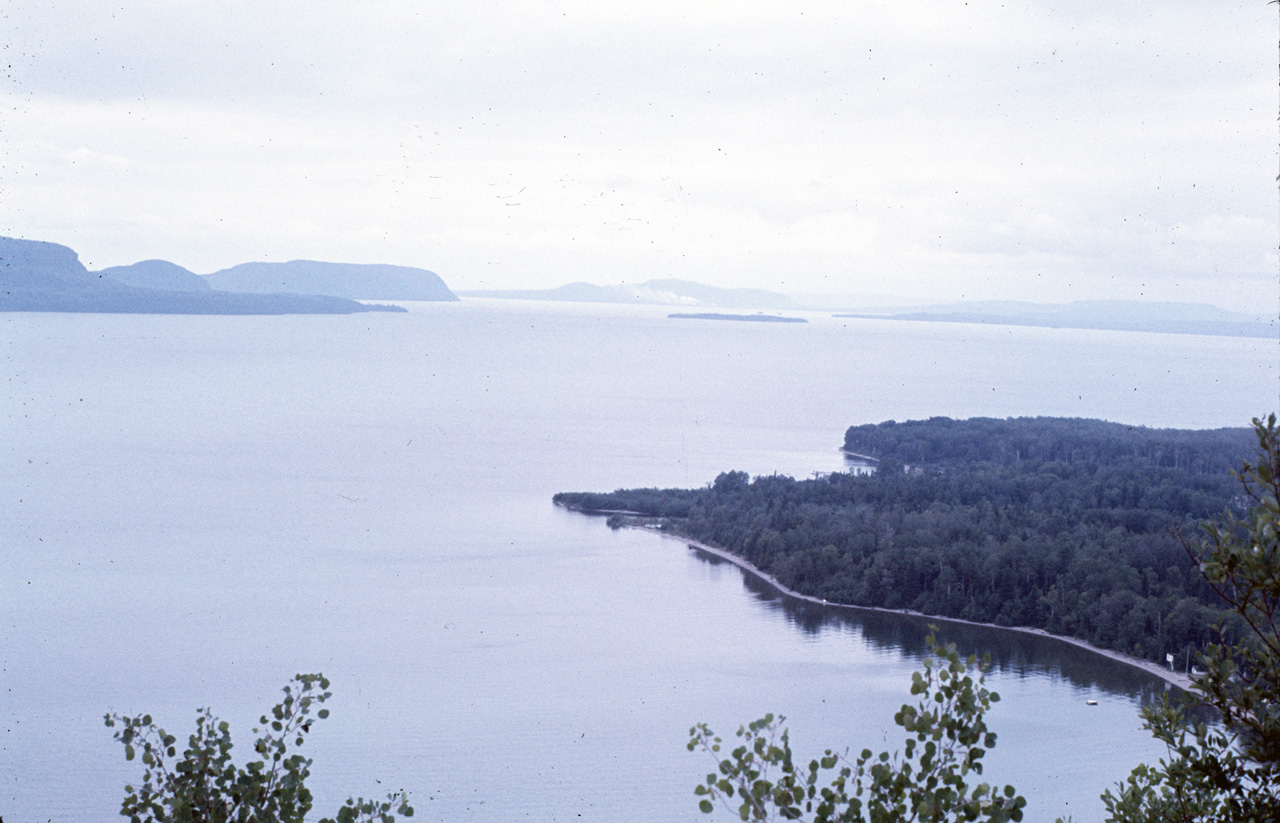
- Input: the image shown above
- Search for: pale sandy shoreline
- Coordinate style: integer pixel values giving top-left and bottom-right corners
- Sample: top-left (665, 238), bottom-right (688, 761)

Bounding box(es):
top-left (631, 524), bottom-right (1195, 691)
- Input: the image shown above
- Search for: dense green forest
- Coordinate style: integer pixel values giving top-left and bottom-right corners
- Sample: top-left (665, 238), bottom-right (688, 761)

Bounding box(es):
top-left (555, 417), bottom-right (1259, 663)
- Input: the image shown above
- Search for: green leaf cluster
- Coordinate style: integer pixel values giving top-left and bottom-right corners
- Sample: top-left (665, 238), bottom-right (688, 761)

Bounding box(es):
top-left (104, 674), bottom-right (412, 823)
top-left (688, 635), bottom-right (1025, 822)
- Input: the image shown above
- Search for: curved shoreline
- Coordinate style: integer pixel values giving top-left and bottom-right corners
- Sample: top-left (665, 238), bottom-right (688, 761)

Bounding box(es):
top-left (633, 524), bottom-right (1194, 691)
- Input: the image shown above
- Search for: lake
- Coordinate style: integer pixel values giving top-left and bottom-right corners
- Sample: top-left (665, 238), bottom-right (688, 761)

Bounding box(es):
top-left (1, 300), bottom-right (1274, 821)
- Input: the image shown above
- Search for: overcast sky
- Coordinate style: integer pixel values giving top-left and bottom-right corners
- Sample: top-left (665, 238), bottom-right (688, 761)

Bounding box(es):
top-left (1, 1), bottom-right (1274, 309)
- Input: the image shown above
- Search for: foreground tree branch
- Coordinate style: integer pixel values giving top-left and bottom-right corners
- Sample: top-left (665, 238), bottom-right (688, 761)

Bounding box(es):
top-left (105, 674), bottom-right (413, 823)
top-left (1102, 413), bottom-right (1280, 823)
top-left (688, 634), bottom-right (1025, 823)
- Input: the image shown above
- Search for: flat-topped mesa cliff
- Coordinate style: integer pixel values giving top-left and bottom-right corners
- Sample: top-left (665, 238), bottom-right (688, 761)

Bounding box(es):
top-left (0, 236), bottom-right (405, 314)
top-left (205, 260), bottom-right (459, 301)
top-left (0, 236), bottom-right (95, 289)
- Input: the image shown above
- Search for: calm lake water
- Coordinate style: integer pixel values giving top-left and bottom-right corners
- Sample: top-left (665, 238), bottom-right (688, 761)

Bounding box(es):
top-left (2, 300), bottom-right (1275, 822)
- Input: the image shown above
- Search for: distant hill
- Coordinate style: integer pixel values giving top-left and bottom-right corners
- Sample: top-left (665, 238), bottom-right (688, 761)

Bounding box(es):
top-left (96, 259), bottom-right (213, 292)
top-left (461, 278), bottom-right (796, 309)
top-left (836, 299), bottom-right (1276, 339)
top-left (205, 260), bottom-right (458, 301)
top-left (0, 237), bottom-right (405, 315)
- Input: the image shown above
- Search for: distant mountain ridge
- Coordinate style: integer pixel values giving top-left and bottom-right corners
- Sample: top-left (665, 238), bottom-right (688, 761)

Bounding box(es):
top-left (205, 260), bottom-right (458, 301)
top-left (461, 278), bottom-right (795, 309)
top-left (6, 235), bottom-right (1268, 335)
top-left (837, 299), bottom-right (1276, 339)
top-left (460, 280), bottom-right (1271, 338)
top-left (850, 299), bottom-right (1264, 323)
top-left (0, 237), bottom-right (407, 315)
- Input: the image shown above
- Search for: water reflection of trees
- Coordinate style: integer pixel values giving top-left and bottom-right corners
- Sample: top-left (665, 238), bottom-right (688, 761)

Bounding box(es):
top-left (694, 547), bottom-right (1177, 704)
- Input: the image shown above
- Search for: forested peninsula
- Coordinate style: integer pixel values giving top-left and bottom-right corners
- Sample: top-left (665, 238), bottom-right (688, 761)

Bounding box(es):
top-left (555, 417), bottom-right (1259, 665)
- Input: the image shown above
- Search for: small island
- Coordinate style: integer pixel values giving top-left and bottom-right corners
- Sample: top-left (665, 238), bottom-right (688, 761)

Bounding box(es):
top-left (668, 312), bottom-right (807, 323)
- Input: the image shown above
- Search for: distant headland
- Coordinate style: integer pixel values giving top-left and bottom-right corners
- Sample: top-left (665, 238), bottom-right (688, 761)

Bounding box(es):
top-left (0, 236), bottom-right (458, 315)
top-left (204, 260), bottom-right (457, 302)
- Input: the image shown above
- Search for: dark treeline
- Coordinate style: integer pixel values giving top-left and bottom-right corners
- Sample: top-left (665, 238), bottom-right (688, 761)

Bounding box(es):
top-left (844, 416), bottom-right (1252, 475)
top-left (554, 417), bottom-right (1259, 664)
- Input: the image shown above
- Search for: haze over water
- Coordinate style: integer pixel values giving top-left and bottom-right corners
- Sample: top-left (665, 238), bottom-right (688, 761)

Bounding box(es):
top-left (2, 300), bottom-right (1274, 821)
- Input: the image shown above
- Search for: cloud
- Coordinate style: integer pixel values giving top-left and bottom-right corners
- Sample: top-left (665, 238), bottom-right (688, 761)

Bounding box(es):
top-left (0, 0), bottom-right (1274, 310)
